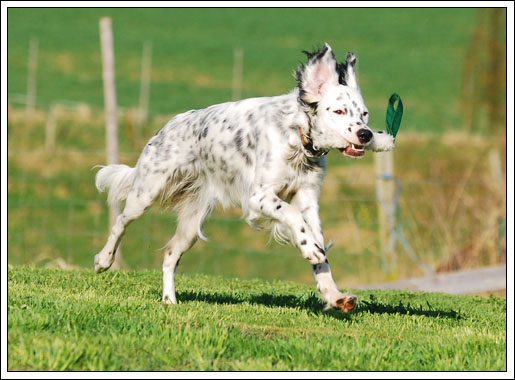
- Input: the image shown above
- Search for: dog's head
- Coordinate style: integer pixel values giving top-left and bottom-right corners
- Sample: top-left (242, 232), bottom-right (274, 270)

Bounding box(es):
top-left (295, 43), bottom-right (374, 158)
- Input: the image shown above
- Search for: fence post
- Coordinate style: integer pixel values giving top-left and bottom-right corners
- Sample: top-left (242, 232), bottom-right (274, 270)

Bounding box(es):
top-left (137, 40), bottom-right (152, 129)
top-left (45, 104), bottom-right (57, 151)
top-left (488, 148), bottom-right (505, 264)
top-left (375, 150), bottom-right (396, 272)
top-left (232, 47), bottom-right (244, 101)
top-left (26, 36), bottom-right (38, 117)
top-left (100, 17), bottom-right (123, 270)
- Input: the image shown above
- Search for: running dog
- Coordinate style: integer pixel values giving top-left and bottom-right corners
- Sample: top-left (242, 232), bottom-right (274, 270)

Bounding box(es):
top-left (94, 43), bottom-right (395, 312)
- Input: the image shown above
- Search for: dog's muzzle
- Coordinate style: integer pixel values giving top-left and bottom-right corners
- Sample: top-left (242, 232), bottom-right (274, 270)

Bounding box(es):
top-left (337, 128), bottom-right (372, 158)
top-left (338, 144), bottom-right (365, 158)
top-left (357, 128), bottom-right (373, 144)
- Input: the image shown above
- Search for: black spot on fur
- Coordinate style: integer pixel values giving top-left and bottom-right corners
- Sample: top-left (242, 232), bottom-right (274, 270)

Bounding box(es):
top-left (276, 205), bottom-right (282, 210)
top-left (175, 257), bottom-right (182, 271)
top-left (241, 152), bottom-right (253, 166)
top-left (234, 129), bottom-right (244, 150)
top-left (314, 244), bottom-right (325, 255)
top-left (301, 227), bottom-right (305, 233)
top-left (300, 240), bottom-right (307, 245)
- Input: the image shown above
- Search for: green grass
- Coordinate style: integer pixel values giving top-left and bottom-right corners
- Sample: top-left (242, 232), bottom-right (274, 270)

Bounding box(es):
top-left (7, 7), bottom-right (484, 133)
top-left (8, 266), bottom-right (506, 371)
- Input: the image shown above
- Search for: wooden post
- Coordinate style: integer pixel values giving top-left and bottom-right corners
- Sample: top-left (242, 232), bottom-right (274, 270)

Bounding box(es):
top-left (100, 17), bottom-right (123, 269)
top-left (488, 148), bottom-right (503, 188)
top-left (488, 148), bottom-right (504, 264)
top-left (137, 41), bottom-right (152, 128)
top-left (232, 47), bottom-right (244, 101)
top-left (375, 150), bottom-right (396, 272)
top-left (26, 37), bottom-right (38, 116)
top-left (45, 104), bottom-right (57, 151)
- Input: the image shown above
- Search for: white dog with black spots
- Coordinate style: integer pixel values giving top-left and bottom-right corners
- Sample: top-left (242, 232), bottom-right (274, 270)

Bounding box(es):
top-left (94, 43), bottom-right (395, 312)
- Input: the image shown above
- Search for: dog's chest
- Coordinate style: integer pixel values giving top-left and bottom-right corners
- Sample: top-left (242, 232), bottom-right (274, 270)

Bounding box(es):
top-left (272, 150), bottom-right (326, 201)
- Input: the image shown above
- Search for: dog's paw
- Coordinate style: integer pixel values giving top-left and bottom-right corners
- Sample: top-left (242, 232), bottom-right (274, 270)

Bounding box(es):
top-left (305, 242), bottom-right (326, 265)
top-left (162, 294), bottom-right (175, 305)
top-left (332, 294), bottom-right (358, 312)
top-left (94, 251), bottom-right (114, 273)
top-left (335, 295), bottom-right (357, 312)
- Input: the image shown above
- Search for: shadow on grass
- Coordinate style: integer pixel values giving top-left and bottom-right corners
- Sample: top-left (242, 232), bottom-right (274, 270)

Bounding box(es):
top-left (176, 290), bottom-right (461, 320)
top-left (177, 289), bottom-right (353, 320)
top-left (357, 295), bottom-right (461, 320)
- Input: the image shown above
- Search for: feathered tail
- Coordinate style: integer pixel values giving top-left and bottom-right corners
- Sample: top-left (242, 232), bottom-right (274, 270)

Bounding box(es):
top-left (95, 164), bottom-right (136, 206)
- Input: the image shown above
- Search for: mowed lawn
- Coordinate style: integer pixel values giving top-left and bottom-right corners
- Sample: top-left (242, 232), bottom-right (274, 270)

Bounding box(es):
top-left (8, 266), bottom-right (506, 371)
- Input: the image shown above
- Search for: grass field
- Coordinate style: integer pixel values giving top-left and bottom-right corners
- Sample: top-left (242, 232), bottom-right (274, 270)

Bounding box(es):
top-left (7, 266), bottom-right (507, 371)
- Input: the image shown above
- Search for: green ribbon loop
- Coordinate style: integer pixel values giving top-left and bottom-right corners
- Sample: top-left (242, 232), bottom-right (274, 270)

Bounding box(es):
top-left (386, 93), bottom-right (403, 138)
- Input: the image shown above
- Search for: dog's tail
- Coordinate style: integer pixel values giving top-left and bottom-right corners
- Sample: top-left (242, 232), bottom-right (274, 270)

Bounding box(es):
top-left (94, 164), bottom-right (136, 206)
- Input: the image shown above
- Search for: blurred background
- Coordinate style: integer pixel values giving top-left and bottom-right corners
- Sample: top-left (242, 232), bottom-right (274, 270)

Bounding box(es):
top-left (7, 8), bottom-right (507, 293)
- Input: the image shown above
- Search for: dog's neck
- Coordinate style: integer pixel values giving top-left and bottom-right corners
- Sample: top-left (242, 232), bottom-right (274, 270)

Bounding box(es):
top-left (297, 126), bottom-right (328, 158)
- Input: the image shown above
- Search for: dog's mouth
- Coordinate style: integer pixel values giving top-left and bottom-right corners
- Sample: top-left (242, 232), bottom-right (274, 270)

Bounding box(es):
top-left (338, 143), bottom-right (365, 158)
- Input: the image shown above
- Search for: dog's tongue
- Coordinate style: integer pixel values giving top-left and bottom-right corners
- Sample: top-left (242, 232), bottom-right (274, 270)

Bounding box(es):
top-left (340, 144), bottom-right (365, 158)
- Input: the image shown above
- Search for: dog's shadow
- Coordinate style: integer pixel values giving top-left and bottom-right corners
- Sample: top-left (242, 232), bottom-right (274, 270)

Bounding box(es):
top-left (174, 290), bottom-right (461, 321)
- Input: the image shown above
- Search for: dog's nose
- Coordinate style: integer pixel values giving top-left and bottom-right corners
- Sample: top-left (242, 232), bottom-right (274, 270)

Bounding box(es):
top-left (357, 129), bottom-right (373, 144)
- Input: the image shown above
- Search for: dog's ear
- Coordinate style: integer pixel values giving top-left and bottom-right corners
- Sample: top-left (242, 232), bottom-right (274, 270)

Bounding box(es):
top-left (337, 52), bottom-right (358, 88)
top-left (295, 42), bottom-right (339, 105)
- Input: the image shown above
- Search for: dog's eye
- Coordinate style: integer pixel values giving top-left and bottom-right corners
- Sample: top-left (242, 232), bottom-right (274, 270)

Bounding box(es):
top-left (362, 111), bottom-right (368, 117)
top-left (334, 109), bottom-right (346, 115)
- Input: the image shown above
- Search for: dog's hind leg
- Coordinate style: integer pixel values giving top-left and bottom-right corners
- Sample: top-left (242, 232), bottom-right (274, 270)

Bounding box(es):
top-left (161, 199), bottom-right (211, 304)
top-left (94, 189), bottom-right (155, 273)
top-left (94, 167), bottom-right (169, 273)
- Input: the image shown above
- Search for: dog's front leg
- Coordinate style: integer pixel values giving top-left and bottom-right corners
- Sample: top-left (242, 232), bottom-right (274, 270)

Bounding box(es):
top-left (291, 188), bottom-right (357, 312)
top-left (249, 190), bottom-right (326, 265)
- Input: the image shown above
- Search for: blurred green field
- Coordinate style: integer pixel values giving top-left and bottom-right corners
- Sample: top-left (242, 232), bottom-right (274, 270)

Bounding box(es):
top-left (8, 7), bottom-right (480, 133)
top-left (7, 8), bottom-right (506, 287)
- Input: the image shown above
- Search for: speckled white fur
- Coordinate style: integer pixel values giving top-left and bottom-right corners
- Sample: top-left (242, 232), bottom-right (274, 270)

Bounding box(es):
top-left (93, 43), bottom-right (394, 310)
